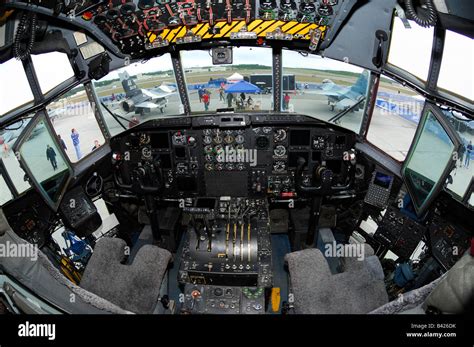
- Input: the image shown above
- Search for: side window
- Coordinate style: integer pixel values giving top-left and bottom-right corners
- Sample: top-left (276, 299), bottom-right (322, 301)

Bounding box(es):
top-left (0, 119), bottom-right (32, 194)
top-left (387, 16), bottom-right (434, 81)
top-left (0, 59), bottom-right (34, 116)
top-left (47, 86), bottom-right (105, 163)
top-left (31, 52), bottom-right (75, 94)
top-left (0, 173), bottom-right (13, 206)
top-left (367, 76), bottom-right (423, 161)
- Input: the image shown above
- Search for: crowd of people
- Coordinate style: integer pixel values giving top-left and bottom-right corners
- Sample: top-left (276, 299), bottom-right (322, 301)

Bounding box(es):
top-left (199, 86), bottom-right (258, 111)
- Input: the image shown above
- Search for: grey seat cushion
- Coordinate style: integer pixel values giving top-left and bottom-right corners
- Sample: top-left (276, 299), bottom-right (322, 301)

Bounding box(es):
top-left (80, 238), bottom-right (172, 314)
top-left (285, 247), bottom-right (388, 314)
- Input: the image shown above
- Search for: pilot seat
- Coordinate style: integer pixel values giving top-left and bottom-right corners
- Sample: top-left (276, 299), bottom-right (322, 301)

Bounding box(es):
top-left (80, 236), bottom-right (172, 314)
top-left (285, 229), bottom-right (389, 314)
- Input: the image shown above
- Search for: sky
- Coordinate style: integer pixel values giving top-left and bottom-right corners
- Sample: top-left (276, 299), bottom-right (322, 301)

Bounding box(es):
top-left (1, 19), bottom-right (473, 115)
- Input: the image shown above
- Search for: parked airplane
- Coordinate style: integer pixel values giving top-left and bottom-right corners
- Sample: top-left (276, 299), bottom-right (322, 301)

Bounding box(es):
top-left (119, 71), bottom-right (175, 115)
top-left (309, 70), bottom-right (370, 111)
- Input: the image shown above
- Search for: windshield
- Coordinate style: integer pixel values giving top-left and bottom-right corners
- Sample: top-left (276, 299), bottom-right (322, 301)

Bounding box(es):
top-left (281, 50), bottom-right (369, 133)
top-left (181, 47), bottom-right (273, 113)
top-left (92, 53), bottom-right (182, 136)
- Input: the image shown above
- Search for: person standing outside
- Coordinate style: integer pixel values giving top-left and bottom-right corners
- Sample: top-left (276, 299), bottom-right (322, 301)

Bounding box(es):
top-left (46, 145), bottom-right (57, 170)
top-left (227, 92), bottom-right (234, 108)
top-left (71, 128), bottom-right (82, 160)
top-left (198, 88), bottom-right (204, 103)
top-left (219, 86), bottom-right (225, 101)
top-left (283, 93), bottom-right (291, 110)
top-left (58, 135), bottom-right (67, 151)
top-left (91, 140), bottom-right (101, 151)
top-left (465, 141), bottom-right (472, 168)
top-left (202, 92), bottom-right (210, 111)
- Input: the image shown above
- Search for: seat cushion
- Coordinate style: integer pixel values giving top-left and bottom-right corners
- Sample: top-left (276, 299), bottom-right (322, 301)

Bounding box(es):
top-left (285, 248), bottom-right (388, 314)
top-left (80, 238), bottom-right (172, 314)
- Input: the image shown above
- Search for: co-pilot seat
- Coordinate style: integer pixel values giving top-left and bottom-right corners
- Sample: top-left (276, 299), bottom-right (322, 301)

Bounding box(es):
top-left (285, 229), bottom-right (389, 314)
top-left (80, 237), bottom-right (172, 314)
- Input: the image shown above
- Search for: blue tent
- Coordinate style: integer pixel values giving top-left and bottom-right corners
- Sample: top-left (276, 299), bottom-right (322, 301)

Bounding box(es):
top-left (225, 80), bottom-right (261, 94)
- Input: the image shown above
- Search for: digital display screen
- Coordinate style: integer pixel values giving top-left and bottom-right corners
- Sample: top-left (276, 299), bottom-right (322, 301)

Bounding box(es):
top-left (159, 154), bottom-right (172, 169)
top-left (196, 198), bottom-right (216, 209)
top-left (150, 133), bottom-right (169, 148)
top-left (177, 176), bottom-right (197, 192)
top-left (374, 172), bottom-right (393, 189)
top-left (290, 130), bottom-right (311, 146)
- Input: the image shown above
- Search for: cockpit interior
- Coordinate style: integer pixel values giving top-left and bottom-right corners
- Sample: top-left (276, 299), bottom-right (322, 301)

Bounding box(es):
top-left (0, 0), bottom-right (473, 320)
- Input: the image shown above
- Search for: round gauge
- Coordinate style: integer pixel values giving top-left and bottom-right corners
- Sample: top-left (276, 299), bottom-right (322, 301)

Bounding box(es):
top-left (318, 4), bottom-right (333, 16)
top-left (224, 134), bottom-right (234, 144)
top-left (203, 129), bottom-right (212, 136)
top-left (213, 135), bottom-right (223, 144)
top-left (273, 145), bottom-right (287, 157)
top-left (139, 133), bottom-right (150, 145)
top-left (274, 128), bottom-right (287, 142)
top-left (203, 135), bottom-right (212, 145)
top-left (256, 136), bottom-right (270, 149)
top-left (205, 154), bottom-right (213, 162)
top-left (262, 127), bottom-right (272, 134)
top-left (226, 163), bottom-right (234, 171)
top-left (187, 136), bottom-right (197, 147)
top-left (172, 132), bottom-right (186, 145)
top-left (138, 0), bottom-right (154, 10)
top-left (205, 163), bottom-right (214, 171)
top-left (312, 135), bottom-right (327, 150)
top-left (235, 144), bottom-right (244, 151)
top-left (215, 163), bottom-right (224, 171)
top-left (106, 9), bottom-right (120, 20)
top-left (141, 147), bottom-right (152, 159)
top-left (214, 145), bottom-right (224, 156)
top-left (204, 145), bottom-right (213, 154)
top-left (235, 134), bottom-right (245, 144)
top-left (237, 163), bottom-right (245, 171)
top-left (273, 161), bottom-right (286, 172)
top-left (120, 3), bottom-right (136, 15)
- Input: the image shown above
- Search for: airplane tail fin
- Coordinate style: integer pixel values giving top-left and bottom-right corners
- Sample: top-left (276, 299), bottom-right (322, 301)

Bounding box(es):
top-left (350, 70), bottom-right (369, 95)
top-left (119, 71), bottom-right (139, 97)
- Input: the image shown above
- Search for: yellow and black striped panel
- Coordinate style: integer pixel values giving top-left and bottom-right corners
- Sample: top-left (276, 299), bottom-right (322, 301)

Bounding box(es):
top-left (147, 19), bottom-right (326, 44)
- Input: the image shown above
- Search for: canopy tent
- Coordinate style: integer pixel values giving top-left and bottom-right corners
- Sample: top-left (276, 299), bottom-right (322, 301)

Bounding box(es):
top-left (226, 72), bottom-right (244, 83)
top-left (224, 80), bottom-right (261, 94)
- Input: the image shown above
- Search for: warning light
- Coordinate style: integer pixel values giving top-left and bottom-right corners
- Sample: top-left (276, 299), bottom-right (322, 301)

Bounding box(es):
top-left (82, 12), bottom-right (94, 21)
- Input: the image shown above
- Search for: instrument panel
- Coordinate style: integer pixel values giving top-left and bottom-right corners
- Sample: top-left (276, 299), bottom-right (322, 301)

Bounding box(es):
top-left (17, 0), bottom-right (346, 56)
top-left (110, 115), bottom-right (356, 198)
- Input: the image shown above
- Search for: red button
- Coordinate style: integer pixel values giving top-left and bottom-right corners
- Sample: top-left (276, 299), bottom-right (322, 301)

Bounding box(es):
top-left (82, 11), bottom-right (94, 21)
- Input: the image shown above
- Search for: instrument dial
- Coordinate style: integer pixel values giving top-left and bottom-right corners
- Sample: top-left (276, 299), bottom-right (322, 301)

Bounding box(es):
top-left (224, 134), bottom-right (235, 144)
top-left (203, 135), bottom-right (212, 145)
top-left (205, 154), bottom-right (213, 162)
top-left (204, 145), bottom-right (213, 154)
top-left (139, 133), bottom-right (150, 145)
top-left (205, 163), bottom-right (214, 171)
top-left (312, 135), bottom-right (327, 150)
top-left (172, 132), bottom-right (187, 145)
top-left (235, 134), bottom-right (245, 144)
top-left (273, 145), bottom-right (287, 157)
top-left (274, 128), bottom-right (287, 142)
top-left (215, 163), bottom-right (224, 171)
top-left (213, 135), bottom-right (223, 144)
top-left (273, 161), bottom-right (286, 172)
